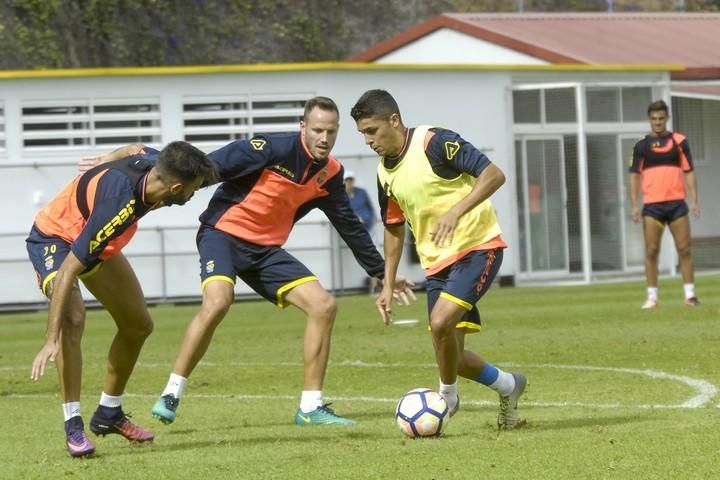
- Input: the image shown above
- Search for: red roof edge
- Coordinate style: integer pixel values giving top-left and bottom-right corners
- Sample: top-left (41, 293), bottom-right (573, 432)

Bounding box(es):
top-left (347, 14), bottom-right (583, 64)
top-left (347, 15), bottom-right (446, 62)
top-left (671, 67), bottom-right (720, 80)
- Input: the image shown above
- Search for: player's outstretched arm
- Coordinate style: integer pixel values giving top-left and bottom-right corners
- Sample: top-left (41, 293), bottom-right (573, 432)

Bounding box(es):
top-left (78, 143), bottom-right (146, 173)
top-left (377, 225), bottom-right (405, 325)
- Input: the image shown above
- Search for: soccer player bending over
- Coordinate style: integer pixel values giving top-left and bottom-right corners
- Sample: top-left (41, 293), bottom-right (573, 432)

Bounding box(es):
top-left (351, 89), bottom-right (527, 430)
top-left (148, 96), bottom-right (415, 426)
top-left (28, 142), bottom-right (217, 457)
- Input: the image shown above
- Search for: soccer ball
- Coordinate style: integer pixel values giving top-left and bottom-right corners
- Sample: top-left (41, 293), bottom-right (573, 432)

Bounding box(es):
top-left (395, 388), bottom-right (449, 438)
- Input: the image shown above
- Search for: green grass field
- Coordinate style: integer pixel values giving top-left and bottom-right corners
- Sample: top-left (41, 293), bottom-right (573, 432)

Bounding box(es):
top-left (1, 277), bottom-right (719, 479)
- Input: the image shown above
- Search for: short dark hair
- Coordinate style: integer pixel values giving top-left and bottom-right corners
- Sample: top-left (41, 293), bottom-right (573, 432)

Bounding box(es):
top-left (303, 96), bottom-right (339, 120)
top-left (156, 141), bottom-right (218, 185)
top-left (647, 100), bottom-right (669, 116)
top-left (350, 89), bottom-right (401, 122)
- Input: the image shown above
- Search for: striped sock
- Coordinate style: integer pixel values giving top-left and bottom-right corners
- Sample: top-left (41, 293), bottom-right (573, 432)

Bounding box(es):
top-left (62, 402), bottom-right (81, 422)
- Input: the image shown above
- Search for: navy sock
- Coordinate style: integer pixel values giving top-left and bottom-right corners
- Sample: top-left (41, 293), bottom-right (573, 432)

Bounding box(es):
top-left (64, 416), bottom-right (84, 434)
top-left (99, 405), bottom-right (121, 418)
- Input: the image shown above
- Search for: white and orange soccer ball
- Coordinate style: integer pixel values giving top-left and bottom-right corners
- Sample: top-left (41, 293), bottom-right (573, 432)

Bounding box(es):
top-left (395, 388), bottom-right (449, 438)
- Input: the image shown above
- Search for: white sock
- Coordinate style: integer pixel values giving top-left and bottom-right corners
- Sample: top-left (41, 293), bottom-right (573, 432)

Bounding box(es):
top-left (647, 287), bottom-right (658, 300)
top-left (162, 373), bottom-right (188, 399)
top-left (683, 283), bottom-right (695, 299)
top-left (62, 402), bottom-right (81, 422)
top-left (99, 392), bottom-right (123, 408)
top-left (300, 390), bottom-right (323, 413)
top-left (489, 371), bottom-right (516, 397)
top-left (438, 379), bottom-right (458, 408)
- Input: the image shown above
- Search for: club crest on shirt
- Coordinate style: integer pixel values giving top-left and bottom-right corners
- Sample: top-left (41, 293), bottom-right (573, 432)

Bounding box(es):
top-left (44, 255), bottom-right (54, 271)
top-left (205, 260), bottom-right (215, 274)
top-left (250, 139), bottom-right (267, 151)
top-left (316, 168), bottom-right (328, 184)
top-left (444, 141), bottom-right (460, 160)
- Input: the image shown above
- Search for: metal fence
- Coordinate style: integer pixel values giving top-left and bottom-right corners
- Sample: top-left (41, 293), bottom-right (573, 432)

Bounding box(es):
top-left (0, 220), bottom-right (392, 312)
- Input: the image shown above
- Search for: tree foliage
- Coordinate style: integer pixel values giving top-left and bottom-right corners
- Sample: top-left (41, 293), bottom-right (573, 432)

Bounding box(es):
top-left (0, 0), bottom-right (717, 69)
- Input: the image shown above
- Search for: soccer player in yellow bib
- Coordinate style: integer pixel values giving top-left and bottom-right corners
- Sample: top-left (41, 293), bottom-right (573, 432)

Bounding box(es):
top-left (351, 90), bottom-right (527, 430)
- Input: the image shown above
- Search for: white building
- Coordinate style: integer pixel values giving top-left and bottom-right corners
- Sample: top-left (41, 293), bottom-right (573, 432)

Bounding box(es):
top-left (351, 12), bottom-right (720, 282)
top-left (4, 13), bottom-right (720, 307)
top-left (0, 61), bottom-right (690, 308)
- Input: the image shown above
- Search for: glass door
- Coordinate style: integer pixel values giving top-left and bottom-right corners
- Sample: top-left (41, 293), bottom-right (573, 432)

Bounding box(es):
top-left (517, 137), bottom-right (569, 274)
top-left (620, 135), bottom-right (645, 269)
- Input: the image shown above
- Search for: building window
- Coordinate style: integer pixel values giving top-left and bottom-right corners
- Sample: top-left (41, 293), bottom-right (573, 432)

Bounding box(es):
top-left (586, 87), bottom-right (620, 122)
top-left (585, 86), bottom-right (652, 123)
top-left (183, 95), bottom-right (308, 151)
top-left (545, 88), bottom-right (576, 123)
top-left (183, 99), bottom-right (250, 146)
top-left (92, 102), bottom-right (160, 146)
top-left (21, 99), bottom-right (160, 150)
top-left (621, 87), bottom-right (652, 122)
top-left (672, 97), bottom-right (706, 165)
top-left (513, 88), bottom-right (575, 124)
top-left (513, 90), bottom-right (541, 124)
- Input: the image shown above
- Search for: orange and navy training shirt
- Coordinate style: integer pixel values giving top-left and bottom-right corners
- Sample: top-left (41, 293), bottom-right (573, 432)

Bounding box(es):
top-left (629, 132), bottom-right (693, 204)
top-left (33, 150), bottom-right (160, 266)
top-left (201, 132), bottom-right (384, 278)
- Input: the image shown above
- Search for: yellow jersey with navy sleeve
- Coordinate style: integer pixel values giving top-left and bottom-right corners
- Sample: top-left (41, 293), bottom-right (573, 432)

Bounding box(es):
top-left (377, 125), bottom-right (506, 275)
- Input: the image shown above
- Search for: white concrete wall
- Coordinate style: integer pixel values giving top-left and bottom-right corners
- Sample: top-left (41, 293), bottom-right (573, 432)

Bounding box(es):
top-left (4, 67), bottom-right (706, 307)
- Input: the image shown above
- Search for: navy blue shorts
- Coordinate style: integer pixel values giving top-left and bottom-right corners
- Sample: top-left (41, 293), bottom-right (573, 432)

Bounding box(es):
top-left (425, 248), bottom-right (504, 333)
top-left (26, 224), bottom-right (102, 296)
top-left (197, 225), bottom-right (316, 308)
top-left (642, 200), bottom-right (688, 225)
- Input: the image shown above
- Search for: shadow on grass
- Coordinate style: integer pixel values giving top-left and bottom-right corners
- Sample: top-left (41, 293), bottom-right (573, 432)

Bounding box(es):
top-left (526, 413), bottom-right (657, 431)
top-left (104, 429), bottom-right (384, 457)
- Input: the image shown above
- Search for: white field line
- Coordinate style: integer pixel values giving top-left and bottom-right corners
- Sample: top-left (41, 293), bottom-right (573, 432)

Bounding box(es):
top-left (0, 392), bottom-right (623, 409)
top-left (2, 361), bottom-right (717, 409)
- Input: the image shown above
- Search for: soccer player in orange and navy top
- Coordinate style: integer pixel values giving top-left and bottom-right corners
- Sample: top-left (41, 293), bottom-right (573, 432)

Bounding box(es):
top-left (351, 89), bottom-right (527, 430)
top-left (150, 97), bottom-right (415, 426)
top-left (27, 141), bottom-right (217, 457)
top-left (629, 100), bottom-right (700, 309)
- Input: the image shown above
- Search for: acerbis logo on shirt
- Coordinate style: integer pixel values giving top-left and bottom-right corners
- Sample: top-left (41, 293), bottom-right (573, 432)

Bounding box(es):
top-left (88, 200), bottom-right (136, 254)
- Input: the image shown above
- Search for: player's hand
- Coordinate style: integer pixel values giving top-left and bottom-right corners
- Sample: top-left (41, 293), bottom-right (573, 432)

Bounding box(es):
top-left (78, 144), bottom-right (146, 174)
top-left (78, 155), bottom-right (103, 174)
top-left (690, 203), bottom-right (700, 219)
top-left (430, 209), bottom-right (460, 247)
top-left (31, 339), bottom-right (59, 381)
top-left (631, 206), bottom-right (640, 223)
top-left (376, 287), bottom-right (394, 326)
top-left (391, 275), bottom-right (416, 306)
